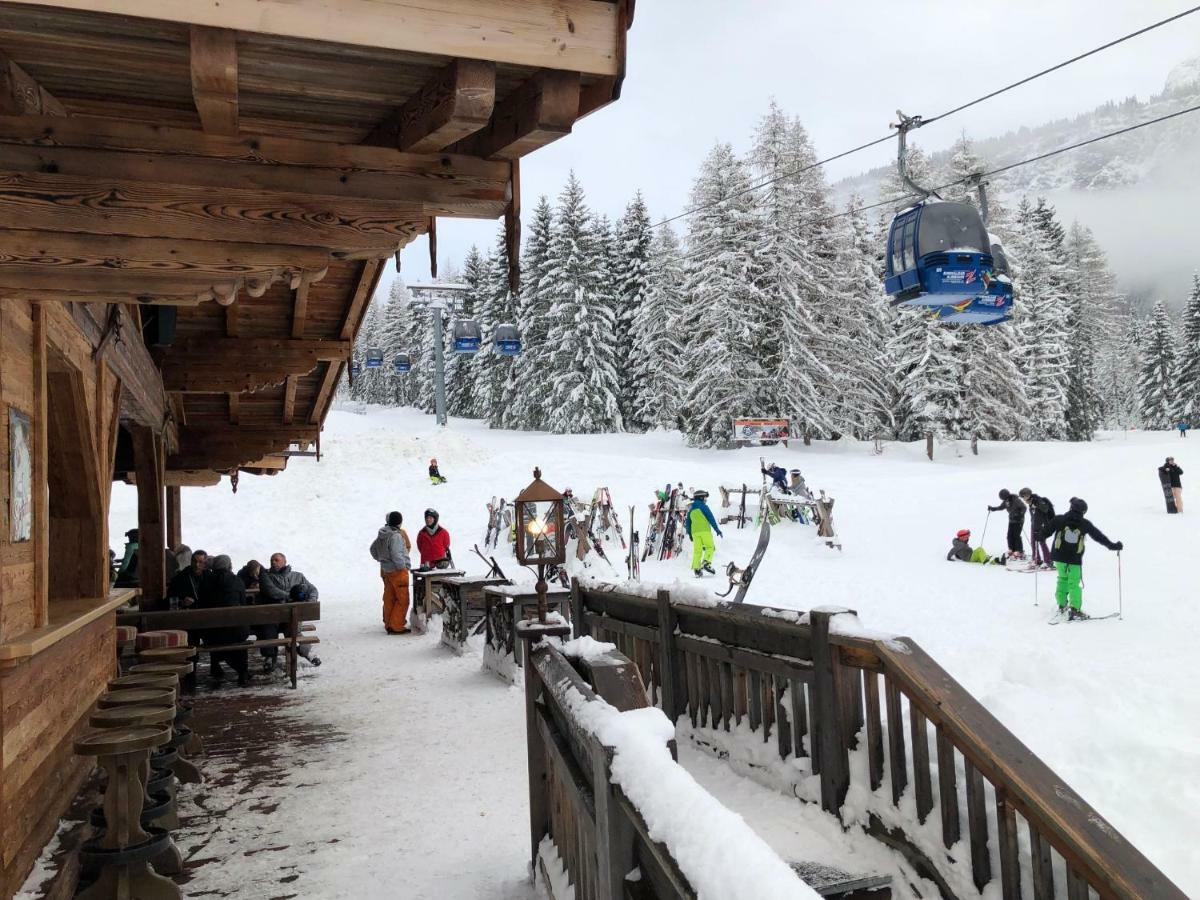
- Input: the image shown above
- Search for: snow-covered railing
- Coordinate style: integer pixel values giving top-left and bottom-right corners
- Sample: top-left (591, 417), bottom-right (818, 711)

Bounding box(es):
top-left (523, 635), bottom-right (819, 900)
top-left (570, 581), bottom-right (1188, 900)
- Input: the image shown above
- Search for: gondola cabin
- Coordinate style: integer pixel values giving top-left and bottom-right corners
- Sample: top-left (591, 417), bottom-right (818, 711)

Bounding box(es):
top-left (454, 320), bottom-right (482, 354)
top-left (393, 354), bottom-right (412, 374)
top-left (495, 324), bottom-right (522, 356)
top-left (365, 348), bottom-right (384, 369)
top-left (884, 201), bottom-right (993, 308)
top-left (350, 361), bottom-right (363, 378)
top-left (932, 238), bottom-right (1014, 325)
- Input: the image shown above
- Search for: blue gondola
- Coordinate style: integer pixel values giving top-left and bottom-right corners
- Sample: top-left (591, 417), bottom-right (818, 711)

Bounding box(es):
top-left (349, 360), bottom-right (362, 378)
top-left (884, 200), bottom-right (993, 309)
top-left (453, 319), bottom-right (481, 353)
top-left (365, 347), bottom-right (384, 368)
top-left (393, 353), bottom-right (412, 374)
top-left (932, 239), bottom-right (1014, 325)
top-left (494, 323), bottom-right (521, 356)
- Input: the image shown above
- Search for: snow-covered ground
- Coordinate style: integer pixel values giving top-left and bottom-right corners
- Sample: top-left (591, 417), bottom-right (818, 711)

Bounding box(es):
top-left (102, 407), bottom-right (1198, 895)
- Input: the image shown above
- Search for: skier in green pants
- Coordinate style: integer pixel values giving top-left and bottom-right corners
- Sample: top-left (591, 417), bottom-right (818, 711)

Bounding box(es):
top-left (1037, 497), bottom-right (1123, 621)
top-left (685, 489), bottom-right (723, 577)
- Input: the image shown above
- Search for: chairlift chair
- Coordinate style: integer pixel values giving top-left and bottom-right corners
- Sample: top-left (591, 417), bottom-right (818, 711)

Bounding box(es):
top-left (365, 347), bottom-right (384, 368)
top-left (453, 319), bottom-right (481, 353)
top-left (494, 323), bottom-right (522, 356)
top-left (393, 353), bottom-right (412, 374)
top-left (349, 360), bottom-right (362, 378)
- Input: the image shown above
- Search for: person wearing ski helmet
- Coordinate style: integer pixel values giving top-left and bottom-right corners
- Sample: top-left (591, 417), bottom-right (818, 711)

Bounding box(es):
top-left (946, 529), bottom-right (973, 562)
top-left (370, 511), bottom-right (412, 634)
top-left (761, 462), bottom-right (790, 494)
top-left (987, 489), bottom-right (1027, 560)
top-left (416, 508), bottom-right (452, 569)
top-left (429, 458), bottom-right (447, 485)
top-left (685, 489), bottom-right (723, 578)
top-left (1018, 487), bottom-right (1055, 570)
top-left (1037, 497), bottom-right (1123, 621)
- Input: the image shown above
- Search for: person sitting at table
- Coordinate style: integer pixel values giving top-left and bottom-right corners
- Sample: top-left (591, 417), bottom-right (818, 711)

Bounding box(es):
top-left (196, 554), bottom-right (250, 686)
top-left (114, 528), bottom-right (139, 587)
top-left (416, 508), bottom-right (453, 570)
top-left (258, 552), bottom-right (321, 671)
top-left (237, 559), bottom-right (263, 593)
top-left (168, 549), bottom-right (209, 609)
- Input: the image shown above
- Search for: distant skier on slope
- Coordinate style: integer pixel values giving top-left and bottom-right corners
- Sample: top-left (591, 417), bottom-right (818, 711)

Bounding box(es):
top-left (685, 489), bottom-right (723, 578)
top-left (1018, 488), bottom-right (1055, 571)
top-left (429, 458), bottom-right (447, 485)
top-left (1037, 497), bottom-right (1123, 622)
top-left (988, 489), bottom-right (1027, 561)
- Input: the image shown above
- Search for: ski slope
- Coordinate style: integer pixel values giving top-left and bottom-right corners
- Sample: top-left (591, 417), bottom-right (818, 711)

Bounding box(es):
top-left (107, 407), bottom-right (1198, 895)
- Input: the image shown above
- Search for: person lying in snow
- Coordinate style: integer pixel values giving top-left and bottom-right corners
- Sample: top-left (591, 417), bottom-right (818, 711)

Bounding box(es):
top-left (945, 529), bottom-right (998, 564)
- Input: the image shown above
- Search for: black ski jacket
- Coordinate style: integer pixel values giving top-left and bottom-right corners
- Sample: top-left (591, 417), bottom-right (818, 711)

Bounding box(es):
top-left (989, 494), bottom-right (1026, 524)
top-left (1160, 463), bottom-right (1183, 488)
top-left (1038, 511), bottom-right (1119, 565)
top-left (1028, 494), bottom-right (1055, 530)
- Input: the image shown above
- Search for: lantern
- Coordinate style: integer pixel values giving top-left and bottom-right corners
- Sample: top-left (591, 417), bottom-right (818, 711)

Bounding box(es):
top-left (515, 468), bottom-right (565, 568)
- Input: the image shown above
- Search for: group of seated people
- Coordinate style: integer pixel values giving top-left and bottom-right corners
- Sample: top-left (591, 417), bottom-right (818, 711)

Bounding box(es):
top-left (167, 546), bottom-right (320, 686)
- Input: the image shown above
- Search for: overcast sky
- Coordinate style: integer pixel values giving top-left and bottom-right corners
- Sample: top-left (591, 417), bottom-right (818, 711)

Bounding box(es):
top-left (389, 0), bottom-right (1200, 294)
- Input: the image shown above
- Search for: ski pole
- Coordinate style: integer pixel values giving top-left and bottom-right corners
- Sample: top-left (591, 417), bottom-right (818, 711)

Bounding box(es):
top-left (979, 510), bottom-right (992, 548)
top-left (1117, 550), bottom-right (1123, 620)
top-left (1033, 565), bottom-right (1038, 606)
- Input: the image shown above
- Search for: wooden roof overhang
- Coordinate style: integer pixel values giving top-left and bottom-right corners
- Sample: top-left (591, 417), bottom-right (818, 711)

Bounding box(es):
top-left (0, 0), bottom-right (633, 477)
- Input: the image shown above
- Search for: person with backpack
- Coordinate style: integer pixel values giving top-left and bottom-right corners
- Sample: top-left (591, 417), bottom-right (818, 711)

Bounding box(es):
top-left (372, 511), bottom-right (412, 634)
top-left (416, 508), bottom-right (452, 569)
top-left (1159, 457), bottom-right (1183, 512)
top-left (429, 458), bottom-right (447, 485)
top-left (988, 489), bottom-right (1027, 560)
top-left (1018, 488), bottom-right (1055, 570)
top-left (685, 489), bottom-right (723, 577)
top-left (1038, 497), bottom-right (1123, 621)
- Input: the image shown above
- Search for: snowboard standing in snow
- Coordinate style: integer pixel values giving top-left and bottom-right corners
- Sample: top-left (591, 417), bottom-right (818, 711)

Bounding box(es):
top-left (717, 517), bottom-right (771, 604)
top-left (1158, 466), bottom-right (1178, 514)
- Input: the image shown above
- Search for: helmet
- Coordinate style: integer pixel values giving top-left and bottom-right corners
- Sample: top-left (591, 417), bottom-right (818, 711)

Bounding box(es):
top-left (956, 529), bottom-right (971, 540)
top-left (563, 487), bottom-right (574, 498)
top-left (693, 489), bottom-right (709, 500)
top-left (1069, 497), bottom-right (1088, 514)
top-left (424, 508), bottom-right (439, 525)
top-left (998, 489), bottom-right (1010, 500)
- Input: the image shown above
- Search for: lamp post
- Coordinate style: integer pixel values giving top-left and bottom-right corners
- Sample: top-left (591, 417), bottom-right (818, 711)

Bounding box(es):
top-left (514, 467), bottom-right (566, 624)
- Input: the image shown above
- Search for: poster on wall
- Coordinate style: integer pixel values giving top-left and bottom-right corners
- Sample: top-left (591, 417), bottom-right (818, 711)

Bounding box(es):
top-left (9, 407), bottom-right (32, 543)
top-left (732, 418), bottom-right (791, 447)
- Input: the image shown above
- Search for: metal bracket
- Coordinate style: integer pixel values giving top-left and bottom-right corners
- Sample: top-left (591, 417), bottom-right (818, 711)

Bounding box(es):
top-left (892, 110), bottom-right (939, 200)
top-left (92, 305), bottom-right (125, 362)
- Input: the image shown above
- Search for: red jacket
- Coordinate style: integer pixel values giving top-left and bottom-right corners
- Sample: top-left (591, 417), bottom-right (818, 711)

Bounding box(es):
top-left (416, 526), bottom-right (451, 566)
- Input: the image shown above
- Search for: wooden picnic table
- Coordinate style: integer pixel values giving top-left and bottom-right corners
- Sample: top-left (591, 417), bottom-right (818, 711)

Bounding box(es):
top-left (411, 568), bottom-right (465, 618)
top-left (439, 575), bottom-right (511, 650)
top-left (116, 601), bottom-right (321, 689)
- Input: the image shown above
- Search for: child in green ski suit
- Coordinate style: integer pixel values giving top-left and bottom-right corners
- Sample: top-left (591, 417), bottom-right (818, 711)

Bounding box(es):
top-left (1037, 497), bottom-right (1123, 621)
top-left (685, 490), bottom-right (722, 577)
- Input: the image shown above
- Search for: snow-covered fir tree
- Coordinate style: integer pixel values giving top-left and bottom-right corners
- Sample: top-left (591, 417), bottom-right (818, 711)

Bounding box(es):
top-left (1138, 299), bottom-right (1179, 428)
top-left (508, 196), bottom-right (555, 431)
top-left (444, 246), bottom-right (487, 417)
top-left (1097, 311), bottom-right (1143, 429)
top-left (1061, 221), bottom-right (1120, 438)
top-left (629, 224), bottom-right (685, 430)
top-left (678, 143), bottom-right (770, 447)
top-left (543, 173), bottom-right (623, 434)
top-left (350, 294), bottom-right (389, 404)
top-left (614, 193), bottom-right (653, 430)
top-left (1174, 274), bottom-right (1200, 420)
top-left (890, 309), bottom-right (964, 441)
top-left (473, 226), bottom-right (521, 427)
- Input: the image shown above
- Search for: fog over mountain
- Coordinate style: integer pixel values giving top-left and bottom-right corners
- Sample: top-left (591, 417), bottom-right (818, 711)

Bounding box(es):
top-left (834, 56), bottom-right (1200, 309)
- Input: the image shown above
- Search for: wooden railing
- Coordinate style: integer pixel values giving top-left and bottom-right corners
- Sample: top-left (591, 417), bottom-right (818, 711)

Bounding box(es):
top-left (570, 580), bottom-right (1188, 900)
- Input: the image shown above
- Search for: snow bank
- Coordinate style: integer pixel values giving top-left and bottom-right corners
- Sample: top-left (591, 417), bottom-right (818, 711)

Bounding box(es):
top-left (559, 636), bottom-right (617, 661)
top-left (564, 694), bottom-right (819, 899)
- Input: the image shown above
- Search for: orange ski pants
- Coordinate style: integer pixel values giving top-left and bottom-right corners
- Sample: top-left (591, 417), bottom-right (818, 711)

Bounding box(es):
top-left (382, 568), bottom-right (410, 632)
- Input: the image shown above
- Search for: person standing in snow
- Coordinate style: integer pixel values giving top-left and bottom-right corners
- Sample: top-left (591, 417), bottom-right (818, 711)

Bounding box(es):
top-left (429, 458), bottom-right (447, 485)
top-left (685, 489), bottom-right (723, 577)
top-left (988, 489), bottom-right (1026, 560)
top-left (1037, 497), bottom-right (1122, 621)
top-left (371, 511), bottom-right (412, 634)
top-left (1159, 457), bottom-right (1183, 512)
top-left (416, 508), bottom-right (452, 569)
top-left (761, 462), bottom-right (790, 494)
top-left (1177, 421), bottom-right (1189, 438)
top-left (1018, 488), bottom-right (1055, 570)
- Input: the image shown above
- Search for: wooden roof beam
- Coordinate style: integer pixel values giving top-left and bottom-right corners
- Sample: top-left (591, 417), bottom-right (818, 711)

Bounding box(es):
top-left (158, 337), bottom-right (352, 393)
top-left (8, 0), bottom-right (625, 77)
top-left (457, 70), bottom-right (580, 160)
top-left (365, 59), bottom-right (495, 153)
top-left (0, 47), bottom-right (65, 117)
top-left (189, 25), bottom-right (239, 135)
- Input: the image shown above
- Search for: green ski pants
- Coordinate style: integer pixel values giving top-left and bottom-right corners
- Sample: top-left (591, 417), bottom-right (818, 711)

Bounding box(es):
top-left (691, 531), bottom-right (715, 570)
top-left (1054, 562), bottom-right (1083, 610)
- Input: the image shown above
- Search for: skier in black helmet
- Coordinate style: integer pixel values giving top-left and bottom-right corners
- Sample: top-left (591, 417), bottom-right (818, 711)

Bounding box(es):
top-left (988, 489), bottom-right (1027, 561)
top-left (1038, 497), bottom-right (1123, 621)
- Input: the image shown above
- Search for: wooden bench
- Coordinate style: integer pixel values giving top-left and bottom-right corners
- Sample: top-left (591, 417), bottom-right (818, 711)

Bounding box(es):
top-left (116, 602), bottom-right (321, 689)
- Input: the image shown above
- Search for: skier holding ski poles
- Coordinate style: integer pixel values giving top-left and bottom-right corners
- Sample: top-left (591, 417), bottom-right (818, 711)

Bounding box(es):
top-left (686, 489), bottom-right (723, 577)
top-left (1018, 488), bottom-right (1055, 571)
top-left (988, 489), bottom-right (1027, 561)
top-left (1037, 497), bottom-right (1123, 622)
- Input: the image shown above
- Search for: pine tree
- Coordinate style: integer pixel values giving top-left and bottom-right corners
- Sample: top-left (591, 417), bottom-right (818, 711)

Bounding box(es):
top-left (1139, 300), bottom-right (1178, 429)
top-left (474, 225), bottom-right (522, 426)
top-left (444, 246), bottom-right (487, 417)
top-left (508, 196), bottom-right (554, 431)
top-left (1097, 312), bottom-right (1143, 429)
top-left (1174, 274), bottom-right (1200, 419)
top-left (351, 294), bottom-right (388, 404)
top-left (678, 143), bottom-right (770, 447)
top-left (890, 309), bottom-right (964, 441)
top-left (614, 193), bottom-right (654, 430)
top-left (543, 173), bottom-right (623, 434)
top-left (629, 224), bottom-right (685, 430)
top-left (1062, 221), bottom-right (1120, 439)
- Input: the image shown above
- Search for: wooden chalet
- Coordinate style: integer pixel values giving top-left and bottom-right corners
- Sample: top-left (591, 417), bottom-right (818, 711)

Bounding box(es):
top-left (0, 1), bottom-right (633, 893)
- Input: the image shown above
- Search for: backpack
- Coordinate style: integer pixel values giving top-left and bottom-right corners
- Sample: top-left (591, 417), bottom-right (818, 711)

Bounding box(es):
top-left (1056, 525), bottom-right (1084, 553)
top-left (369, 531), bottom-right (390, 563)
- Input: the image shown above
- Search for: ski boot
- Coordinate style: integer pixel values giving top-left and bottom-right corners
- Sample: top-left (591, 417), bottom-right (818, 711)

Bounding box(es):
top-left (701, 561), bottom-right (716, 576)
top-left (693, 568), bottom-right (703, 579)
top-left (1050, 605), bottom-right (1068, 622)
top-left (1068, 608), bottom-right (1089, 622)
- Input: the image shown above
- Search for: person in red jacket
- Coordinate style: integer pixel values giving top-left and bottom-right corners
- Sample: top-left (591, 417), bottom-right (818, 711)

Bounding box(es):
top-left (416, 508), bottom-right (452, 569)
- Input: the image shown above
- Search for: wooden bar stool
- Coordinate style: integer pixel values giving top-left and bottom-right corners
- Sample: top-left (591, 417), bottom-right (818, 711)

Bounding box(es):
top-left (128, 662), bottom-right (194, 679)
top-left (97, 688), bottom-right (175, 709)
top-left (96, 690), bottom-right (201, 784)
top-left (74, 726), bottom-right (181, 900)
top-left (109, 673), bottom-right (180, 693)
top-left (137, 647), bottom-right (196, 665)
top-left (128, 663), bottom-right (203, 755)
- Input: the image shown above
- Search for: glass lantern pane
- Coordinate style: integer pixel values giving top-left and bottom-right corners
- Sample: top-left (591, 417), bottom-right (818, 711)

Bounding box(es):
top-left (520, 500), bottom-right (558, 562)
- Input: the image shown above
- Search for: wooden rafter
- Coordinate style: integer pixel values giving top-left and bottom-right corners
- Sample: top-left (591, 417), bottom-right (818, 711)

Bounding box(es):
top-left (7, 0), bottom-right (625, 76)
top-left (457, 70), bottom-right (580, 160)
top-left (364, 59), bottom-right (495, 153)
top-left (157, 337), bottom-right (351, 393)
top-left (225, 299), bottom-right (239, 424)
top-left (190, 25), bottom-right (239, 135)
top-left (0, 47), bottom-right (66, 116)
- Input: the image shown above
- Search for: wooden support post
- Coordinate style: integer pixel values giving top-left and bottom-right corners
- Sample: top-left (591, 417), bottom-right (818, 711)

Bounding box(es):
top-left (570, 577), bottom-right (589, 639)
top-left (131, 425), bottom-right (166, 606)
top-left (810, 609), bottom-right (851, 817)
top-left (506, 158), bottom-right (521, 293)
top-left (166, 486), bottom-right (182, 551)
top-left (190, 25), bottom-right (239, 135)
top-left (428, 216), bottom-right (438, 279)
top-left (926, 432), bottom-right (934, 461)
top-left (593, 748), bottom-right (635, 900)
top-left (656, 589), bottom-right (679, 727)
top-left (31, 302), bottom-right (48, 626)
top-left (523, 641), bottom-right (549, 867)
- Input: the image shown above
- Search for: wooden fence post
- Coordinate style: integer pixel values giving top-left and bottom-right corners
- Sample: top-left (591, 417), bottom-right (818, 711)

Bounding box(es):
top-left (811, 609), bottom-right (851, 817)
top-left (570, 577), bottom-right (588, 639)
top-left (593, 748), bottom-right (636, 899)
top-left (522, 640), bottom-right (549, 867)
top-left (656, 589), bottom-right (680, 727)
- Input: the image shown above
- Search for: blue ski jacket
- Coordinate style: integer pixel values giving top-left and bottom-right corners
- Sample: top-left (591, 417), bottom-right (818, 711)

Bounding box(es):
top-left (685, 499), bottom-right (722, 538)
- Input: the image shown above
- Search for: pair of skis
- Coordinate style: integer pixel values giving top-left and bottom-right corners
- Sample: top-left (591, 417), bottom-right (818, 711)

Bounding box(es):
top-left (483, 497), bottom-right (512, 550)
top-left (716, 517), bottom-right (771, 604)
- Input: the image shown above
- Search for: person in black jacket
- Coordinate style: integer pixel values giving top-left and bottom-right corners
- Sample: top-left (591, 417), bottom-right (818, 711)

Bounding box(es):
top-left (1038, 497), bottom-right (1123, 621)
top-left (197, 554), bottom-right (250, 685)
top-left (987, 489), bottom-right (1027, 560)
top-left (1018, 488), bottom-right (1055, 570)
top-left (1159, 457), bottom-right (1183, 512)
top-left (168, 549), bottom-right (209, 609)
